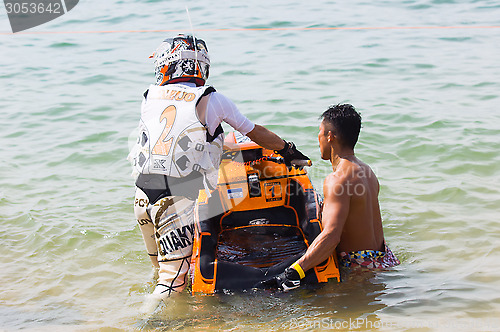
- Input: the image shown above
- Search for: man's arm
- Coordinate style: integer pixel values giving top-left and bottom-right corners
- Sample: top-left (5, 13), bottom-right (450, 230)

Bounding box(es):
top-left (247, 125), bottom-right (312, 166)
top-left (199, 92), bottom-right (308, 164)
top-left (259, 174), bottom-right (350, 291)
top-left (297, 174), bottom-right (350, 271)
top-left (246, 124), bottom-right (285, 151)
top-left (200, 94), bottom-right (283, 150)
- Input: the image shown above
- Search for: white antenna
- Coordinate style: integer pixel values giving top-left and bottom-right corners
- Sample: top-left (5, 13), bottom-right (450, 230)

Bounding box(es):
top-left (185, 6), bottom-right (202, 78)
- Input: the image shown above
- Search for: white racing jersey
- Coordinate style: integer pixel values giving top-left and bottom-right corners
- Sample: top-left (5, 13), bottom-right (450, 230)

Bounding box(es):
top-left (133, 83), bottom-right (224, 191)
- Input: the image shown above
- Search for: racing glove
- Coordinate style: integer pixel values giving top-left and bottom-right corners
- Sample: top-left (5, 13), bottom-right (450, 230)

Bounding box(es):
top-left (259, 262), bottom-right (305, 292)
top-left (275, 141), bottom-right (311, 167)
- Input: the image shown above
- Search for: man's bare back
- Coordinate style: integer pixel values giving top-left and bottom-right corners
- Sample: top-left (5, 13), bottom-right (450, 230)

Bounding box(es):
top-left (325, 156), bottom-right (384, 254)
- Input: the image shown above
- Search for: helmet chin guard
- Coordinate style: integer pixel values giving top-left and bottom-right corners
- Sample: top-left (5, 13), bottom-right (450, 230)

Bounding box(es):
top-left (151, 35), bottom-right (210, 86)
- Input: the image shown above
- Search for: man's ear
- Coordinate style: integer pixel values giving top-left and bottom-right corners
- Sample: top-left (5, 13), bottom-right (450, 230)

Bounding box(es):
top-left (327, 130), bottom-right (335, 143)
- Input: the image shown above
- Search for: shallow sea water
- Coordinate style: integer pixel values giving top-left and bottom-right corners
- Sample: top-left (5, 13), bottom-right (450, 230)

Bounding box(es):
top-left (1, 0), bottom-right (500, 331)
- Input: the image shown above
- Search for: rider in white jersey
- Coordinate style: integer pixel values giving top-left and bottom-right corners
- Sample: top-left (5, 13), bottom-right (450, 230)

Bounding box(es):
top-left (130, 35), bottom-right (310, 310)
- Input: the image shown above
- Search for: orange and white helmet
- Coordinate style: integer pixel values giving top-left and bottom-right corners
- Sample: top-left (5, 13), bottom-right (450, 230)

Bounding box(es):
top-left (151, 34), bottom-right (210, 86)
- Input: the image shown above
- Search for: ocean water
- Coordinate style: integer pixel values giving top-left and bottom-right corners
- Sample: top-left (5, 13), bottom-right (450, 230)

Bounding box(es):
top-left (1, 0), bottom-right (500, 331)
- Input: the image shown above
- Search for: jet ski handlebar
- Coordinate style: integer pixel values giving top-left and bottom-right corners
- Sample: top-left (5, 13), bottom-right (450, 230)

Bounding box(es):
top-left (259, 156), bottom-right (312, 167)
top-left (290, 159), bottom-right (312, 167)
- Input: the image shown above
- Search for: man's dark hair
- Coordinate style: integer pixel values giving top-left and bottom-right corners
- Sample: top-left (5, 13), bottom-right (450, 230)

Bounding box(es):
top-left (320, 104), bottom-right (362, 149)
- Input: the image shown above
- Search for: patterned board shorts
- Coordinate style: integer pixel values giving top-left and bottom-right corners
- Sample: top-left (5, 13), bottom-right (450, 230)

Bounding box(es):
top-left (339, 242), bottom-right (400, 268)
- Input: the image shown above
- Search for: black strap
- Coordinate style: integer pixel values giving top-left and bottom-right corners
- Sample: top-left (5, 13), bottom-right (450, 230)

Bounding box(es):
top-left (196, 86), bottom-right (217, 106)
top-left (207, 124), bottom-right (224, 143)
top-left (197, 86), bottom-right (223, 143)
top-left (135, 172), bottom-right (204, 203)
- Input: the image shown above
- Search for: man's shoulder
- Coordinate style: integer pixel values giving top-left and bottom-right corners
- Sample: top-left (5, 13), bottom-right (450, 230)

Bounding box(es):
top-left (324, 172), bottom-right (337, 184)
top-left (323, 172), bottom-right (349, 195)
top-left (338, 158), bottom-right (375, 182)
top-left (324, 166), bottom-right (353, 184)
top-left (351, 159), bottom-right (378, 184)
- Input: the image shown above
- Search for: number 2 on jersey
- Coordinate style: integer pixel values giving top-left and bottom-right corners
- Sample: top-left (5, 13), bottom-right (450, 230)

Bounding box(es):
top-left (152, 105), bottom-right (177, 156)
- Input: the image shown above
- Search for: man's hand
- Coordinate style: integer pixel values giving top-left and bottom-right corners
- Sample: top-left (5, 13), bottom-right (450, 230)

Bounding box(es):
top-left (258, 262), bottom-right (305, 291)
top-left (276, 267), bottom-right (302, 291)
top-left (276, 141), bottom-right (311, 167)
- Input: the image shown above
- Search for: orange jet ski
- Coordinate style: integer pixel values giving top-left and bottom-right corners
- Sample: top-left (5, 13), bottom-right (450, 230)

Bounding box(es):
top-left (190, 132), bottom-right (340, 294)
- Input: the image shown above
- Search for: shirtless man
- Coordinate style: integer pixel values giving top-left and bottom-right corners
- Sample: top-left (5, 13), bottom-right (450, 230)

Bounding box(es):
top-left (266, 104), bottom-right (399, 291)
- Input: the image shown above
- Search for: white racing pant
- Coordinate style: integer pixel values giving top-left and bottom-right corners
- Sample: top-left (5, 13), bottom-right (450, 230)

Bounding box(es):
top-left (134, 188), bottom-right (196, 297)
